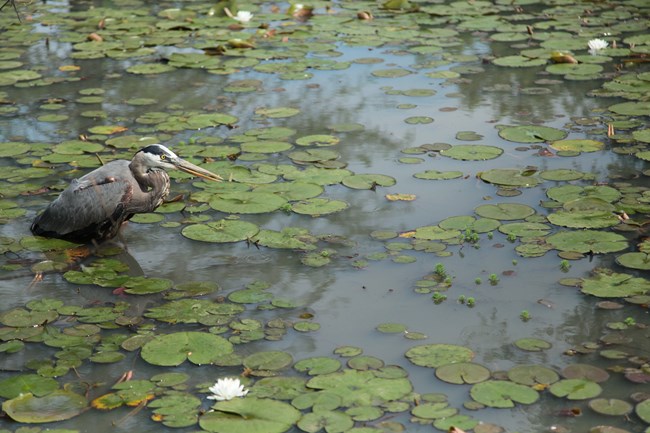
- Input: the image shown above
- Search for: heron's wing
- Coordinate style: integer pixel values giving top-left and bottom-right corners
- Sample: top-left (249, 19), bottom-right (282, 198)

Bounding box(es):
top-left (32, 162), bottom-right (136, 242)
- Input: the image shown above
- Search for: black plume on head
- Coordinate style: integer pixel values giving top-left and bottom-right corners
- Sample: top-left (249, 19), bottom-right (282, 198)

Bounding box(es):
top-left (138, 144), bottom-right (168, 156)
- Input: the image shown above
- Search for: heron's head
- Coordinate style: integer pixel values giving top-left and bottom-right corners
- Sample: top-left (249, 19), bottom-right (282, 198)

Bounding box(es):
top-left (136, 144), bottom-right (223, 182)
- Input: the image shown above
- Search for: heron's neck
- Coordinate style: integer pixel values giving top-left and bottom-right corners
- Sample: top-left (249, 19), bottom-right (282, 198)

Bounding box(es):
top-left (129, 160), bottom-right (162, 191)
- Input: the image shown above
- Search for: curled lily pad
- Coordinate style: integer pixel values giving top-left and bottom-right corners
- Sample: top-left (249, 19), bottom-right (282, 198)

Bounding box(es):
top-left (141, 332), bottom-right (233, 366)
top-left (615, 252), bottom-right (650, 270)
top-left (441, 144), bottom-right (503, 161)
top-left (2, 390), bottom-right (88, 423)
top-left (470, 380), bottom-right (539, 408)
top-left (181, 220), bottom-right (259, 243)
top-left (200, 398), bottom-right (301, 433)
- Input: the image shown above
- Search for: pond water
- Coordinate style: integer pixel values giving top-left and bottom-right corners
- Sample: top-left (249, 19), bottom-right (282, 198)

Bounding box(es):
top-left (0, 1), bottom-right (649, 433)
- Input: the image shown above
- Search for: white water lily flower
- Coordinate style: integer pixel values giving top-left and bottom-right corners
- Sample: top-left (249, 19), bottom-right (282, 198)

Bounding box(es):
top-left (294, 4), bottom-right (304, 10)
top-left (588, 38), bottom-right (608, 55)
top-left (233, 11), bottom-right (253, 23)
top-left (207, 377), bottom-right (248, 401)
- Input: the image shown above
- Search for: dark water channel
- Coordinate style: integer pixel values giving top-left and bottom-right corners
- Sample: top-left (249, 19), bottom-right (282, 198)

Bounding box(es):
top-left (0, 1), bottom-right (649, 432)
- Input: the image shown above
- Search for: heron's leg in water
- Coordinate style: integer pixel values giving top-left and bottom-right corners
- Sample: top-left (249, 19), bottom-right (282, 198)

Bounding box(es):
top-left (0, 0), bottom-right (21, 22)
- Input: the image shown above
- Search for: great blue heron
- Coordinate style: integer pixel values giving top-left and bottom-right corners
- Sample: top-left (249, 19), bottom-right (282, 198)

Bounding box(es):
top-left (31, 144), bottom-right (223, 243)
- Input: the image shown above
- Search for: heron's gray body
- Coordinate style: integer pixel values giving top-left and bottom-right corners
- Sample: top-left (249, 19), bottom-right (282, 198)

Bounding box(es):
top-left (30, 144), bottom-right (222, 244)
top-left (31, 159), bottom-right (170, 243)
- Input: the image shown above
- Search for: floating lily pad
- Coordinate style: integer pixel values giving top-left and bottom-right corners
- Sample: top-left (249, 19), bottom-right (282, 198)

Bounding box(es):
top-left (539, 169), bottom-right (585, 181)
top-left (244, 351), bottom-right (293, 372)
top-left (306, 370), bottom-right (412, 406)
top-left (435, 362), bottom-right (490, 384)
top-left (298, 410), bottom-right (354, 433)
top-left (479, 169), bottom-right (540, 187)
top-left (507, 365), bottom-right (559, 386)
top-left (470, 380), bottom-right (539, 408)
top-left (546, 185), bottom-right (621, 203)
top-left (342, 174), bottom-right (396, 190)
top-left (292, 198), bottom-right (349, 216)
top-left (2, 390), bottom-right (88, 423)
top-left (411, 402), bottom-right (457, 419)
top-left (413, 170), bottom-right (463, 180)
top-left (294, 357), bottom-right (341, 375)
top-left (141, 332), bottom-right (233, 366)
top-left (589, 398), bottom-right (633, 416)
top-left (405, 343), bottom-right (474, 368)
top-left (126, 63), bottom-right (176, 74)
top-left (547, 230), bottom-right (628, 254)
top-left (549, 379), bottom-right (602, 400)
top-left (636, 398), bottom-right (650, 423)
top-left (0, 374), bottom-right (59, 399)
top-left (493, 56), bottom-right (547, 67)
top-left (474, 203), bottom-right (535, 220)
top-left (209, 192), bottom-right (288, 214)
top-left (514, 338), bottom-right (551, 352)
top-left (181, 220), bottom-right (259, 243)
top-left (581, 270), bottom-right (650, 298)
top-left (498, 125), bottom-right (567, 143)
top-left (255, 107), bottom-right (300, 118)
top-left (615, 252), bottom-right (650, 270)
top-left (550, 139), bottom-right (604, 153)
top-left (200, 398), bottom-right (301, 433)
top-left (441, 145), bottom-right (503, 161)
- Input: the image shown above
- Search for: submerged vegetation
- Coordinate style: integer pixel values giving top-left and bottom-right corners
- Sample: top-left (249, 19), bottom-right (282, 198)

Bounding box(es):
top-left (0, 0), bottom-right (649, 432)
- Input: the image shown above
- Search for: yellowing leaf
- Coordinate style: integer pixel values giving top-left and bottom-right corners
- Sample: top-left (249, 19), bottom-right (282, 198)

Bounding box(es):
top-left (399, 231), bottom-right (416, 238)
top-left (59, 65), bottom-right (81, 72)
top-left (386, 193), bottom-right (416, 202)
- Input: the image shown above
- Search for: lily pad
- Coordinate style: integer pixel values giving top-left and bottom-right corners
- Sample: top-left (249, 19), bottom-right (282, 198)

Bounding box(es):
top-left (479, 169), bottom-right (540, 187)
top-left (441, 145), bottom-right (503, 161)
top-left (294, 357), bottom-right (342, 376)
top-left (405, 343), bottom-right (474, 368)
top-left (209, 192), bottom-right (288, 214)
top-left (547, 230), bottom-right (628, 254)
top-left (0, 374), bottom-right (59, 399)
top-left (244, 351), bottom-right (293, 372)
top-left (588, 398), bottom-right (633, 416)
top-left (549, 379), bottom-right (602, 400)
top-left (2, 390), bottom-right (88, 423)
top-left (470, 380), bottom-right (539, 408)
top-left (615, 252), bottom-right (650, 270)
top-left (342, 174), bottom-right (396, 190)
top-left (181, 220), bottom-right (259, 243)
top-left (297, 410), bottom-right (354, 433)
top-left (141, 332), bottom-right (233, 366)
top-left (200, 398), bottom-right (301, 433)
top-left (435, 362), bottom-right (491, 384)
top-left (292, 198), bottom-right (349, 216)
top-left (414, 170), bottom-right (463, 180)
top-left (498, 125), bottom-right (567, 143)
top-left (550, 139), bottom-right (604, 153)
top-left (580, 270), bottom-right (650, 298)
top-left (474, 203), bottom-right (535, 220)
top-left (507, 365), bottom-right (560, 386)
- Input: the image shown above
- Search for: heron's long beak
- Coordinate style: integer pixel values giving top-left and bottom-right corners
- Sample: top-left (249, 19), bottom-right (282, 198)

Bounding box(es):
top-left (173, 158), bottom-right (223, 182)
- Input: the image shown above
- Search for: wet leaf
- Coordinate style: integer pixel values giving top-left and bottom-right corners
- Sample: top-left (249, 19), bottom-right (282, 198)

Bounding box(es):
top-left (441, 145), bottom-right (503, 161)
top-left (405, 343), bottom-right (474, 368)
top-left (141, 332), bottom-right (233, 366)
top-left (549, 379), bottom-right (602, 400)
top-left (200, 398), bottom-right (301, 433)
top-left (470, 380), bottom-right (539, 408)
top-left (2, 391), bottom-right (87, 423)
top-left (435, 362), bottom-right (491, 384)
top-left (181, 220), bottom-right (259, 243)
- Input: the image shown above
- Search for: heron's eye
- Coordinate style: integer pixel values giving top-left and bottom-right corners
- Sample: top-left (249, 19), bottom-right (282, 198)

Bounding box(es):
top-left (160, 155), bottom-right (166, 160)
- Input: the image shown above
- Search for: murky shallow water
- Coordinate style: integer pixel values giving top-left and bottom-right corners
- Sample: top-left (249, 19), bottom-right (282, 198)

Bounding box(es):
top-left (1, 1), bottom-right (649, 432)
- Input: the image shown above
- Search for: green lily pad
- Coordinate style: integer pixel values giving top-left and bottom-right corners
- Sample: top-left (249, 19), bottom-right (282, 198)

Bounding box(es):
top-left (294, 357), bottom-right (342, 376)
top-left (498, 125), bottom-right (567, 143)
top-left (181, 220), bottom-right (260, 243)
top-left (255, 107), bottom-right (300, 118)
top-left (411, 402), bottom-right (457, 419)
top-left (562, 364), bottom-right (609, 382)
top-left (126, 63), bottom-right (176, 74)
top-left (435, 362), bottom-right (491, 384)
top-left (636, 398), bottom-right (650, 423)
top-left (474, 203), bottom-right (535, 220)
top-left (581, 269), bottom-right (650, 298)
top-left (292, 198), bottom-right (349, 216)
top-left (549, 379), bottom-right (602, 400)
top-left (244, 351), bottom-right (293, 372)
top-left (209, 192), bottom-right (288, 214)
top-left (0, 374), bottom-right (59, 399)
top-left (376, 323), bottom-right (408, 333)
top-left (514, 338), bottom-right (551, 352)
top-left (295, 134), bottom-right (340, 147)
top-left (124, 276), bottom-right (173, 295)
top-left (0, 308), bottom-right (58, 327)
top-left (507, 365), bottom-right (560, 385)
top-left (616, 252), bottom-right (650, 270)
top-left (342, 174), bottom-right (396, 190)
top-left (441, 144), bottom-right (503, 161)
top-left (608, 101), bottom-right (650, 116)
top-left (200, 398), bottom-right (301, 433)
top-left (588, 398), bottom-right (633, 416)
top-left (546, 185), bottom-right (621, 203)
top-left (547, 230), bottom-right (628, 254)
top-left (297, 410), bottom-right (354, 433)
top-left (141, 332), bottom-right (233, 366)
top-left (470, 380), bottom-right (539, 408)
top-left (479, 169), bottom-right (541, 187)
top-left (414, 170), bottom-right (463, 180)
top-left (405, 343), bottom-right (474, 368)
top-left (2, 390), bottom-right (88, 423)
top-left (547, 207), bottom-right (620, 229)
top-left (253, 182), bottom-right (323, 201)
top-left (539, 169), bottom-right (586, 181)
top-left (306, 369), bottom-right (412, 406)
top-left (550, 139), bottom-right (604, 153)
top-left (493, 55), bottom-right (547, 67)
